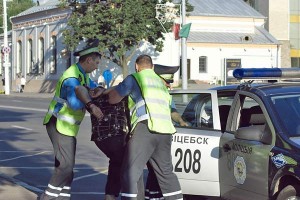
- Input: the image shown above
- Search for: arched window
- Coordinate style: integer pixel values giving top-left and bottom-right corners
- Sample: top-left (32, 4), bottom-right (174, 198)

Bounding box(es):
top-left (50, 36), bottom-right (57, 74)
top-left (27, 39), bottom-right (33, 74)
top-left (39, 37), bottom-right (44, 74)
top-left (17, 41), bottom-right (22, 74)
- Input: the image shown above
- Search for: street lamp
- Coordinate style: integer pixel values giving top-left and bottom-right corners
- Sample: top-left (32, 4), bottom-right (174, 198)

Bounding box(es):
top-left (155, 2), bottom-right (181, 34)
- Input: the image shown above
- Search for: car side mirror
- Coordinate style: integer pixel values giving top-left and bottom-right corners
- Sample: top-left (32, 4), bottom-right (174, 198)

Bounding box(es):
top-left (235, 125), bottom-right (271, 144)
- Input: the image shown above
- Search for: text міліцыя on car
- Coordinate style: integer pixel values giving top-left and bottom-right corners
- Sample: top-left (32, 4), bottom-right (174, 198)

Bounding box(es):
top-left (170, 68), bottom-right (300, 200)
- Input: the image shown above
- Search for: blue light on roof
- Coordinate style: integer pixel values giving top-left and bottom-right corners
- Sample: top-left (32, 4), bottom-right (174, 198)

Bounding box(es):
top-left (233, 68), bottom-right (300, 79)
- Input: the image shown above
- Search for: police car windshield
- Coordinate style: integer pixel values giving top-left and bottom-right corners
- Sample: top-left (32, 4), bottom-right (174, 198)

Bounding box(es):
top-left (271, 94), bottom-right (300, 136)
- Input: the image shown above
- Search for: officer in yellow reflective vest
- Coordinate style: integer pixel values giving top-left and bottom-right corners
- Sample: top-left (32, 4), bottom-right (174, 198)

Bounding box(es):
top-left (39, 39), bottom-right (104, 200)
top-left (108, 55), bottom-right (183, 200)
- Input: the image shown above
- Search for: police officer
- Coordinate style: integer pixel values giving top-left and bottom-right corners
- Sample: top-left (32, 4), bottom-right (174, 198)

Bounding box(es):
top-left (39, 39), bottom-right (104, 200)
top-left (145, 73), bottom-right (188, 200)
top-left (108, 54), bottom-right (183, 200)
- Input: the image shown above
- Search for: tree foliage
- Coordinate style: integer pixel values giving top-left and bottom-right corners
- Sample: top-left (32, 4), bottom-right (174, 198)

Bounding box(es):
top-left (0, 0), bottom-right (35, 33)
top-left (61, 0), bottom-right (192, 76)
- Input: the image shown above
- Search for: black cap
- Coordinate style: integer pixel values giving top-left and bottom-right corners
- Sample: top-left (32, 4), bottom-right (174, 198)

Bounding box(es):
top-left (73, 39), bottom-right (100, 57)
top-left (154, 64), bottom-right (179, 84)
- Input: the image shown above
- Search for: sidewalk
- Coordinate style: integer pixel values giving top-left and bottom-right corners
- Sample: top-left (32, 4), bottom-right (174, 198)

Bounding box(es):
top-left (3, 91), bottom-right (54, 99)
top-left (0, 176), bottom-right (38, 200)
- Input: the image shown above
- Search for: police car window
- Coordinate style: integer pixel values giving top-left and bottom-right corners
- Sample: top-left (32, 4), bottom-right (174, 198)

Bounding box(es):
top-left (171, 93), bottom-right (213, 128)
top-left (171, 93), bottom-right (196, 126)
top-left (271, 94), bottom-right (300, 136)
top-left (239, 96), bottom-right (264, 128)
top-left (197, 98), bottom-right (213, 128)
top-left (218, 96), bottom-right (235, 132)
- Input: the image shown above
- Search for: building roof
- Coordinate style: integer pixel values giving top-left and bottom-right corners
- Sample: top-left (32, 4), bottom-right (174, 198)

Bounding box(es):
top-left (15, 0), bottom-right (265, 19)
top-left (188, 26), bottom-right (279, 45)
top-left (12, 0), bottom-right (60, 18)
top-left (175, 0), bottom-right (265, 18)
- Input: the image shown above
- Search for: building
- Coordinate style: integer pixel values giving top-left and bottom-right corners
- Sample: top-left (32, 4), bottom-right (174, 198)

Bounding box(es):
top-left (7, 0), bottom-right (280, 92)
top-left (171, 0), bottom-right (280, 85)
top-left (9, 0), bottom-right (71, 92)
top-left (244, 0), bottom-right (290, 68)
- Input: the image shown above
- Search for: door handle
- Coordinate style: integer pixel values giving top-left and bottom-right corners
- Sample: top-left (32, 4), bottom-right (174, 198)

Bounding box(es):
top-left (223, 143), bottom-right (231, 152)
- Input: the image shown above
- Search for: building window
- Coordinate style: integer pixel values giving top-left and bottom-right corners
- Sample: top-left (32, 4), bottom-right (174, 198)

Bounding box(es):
top-left (50, 36), bottom-right (57, 74)
top-left (291, 57), bottom-right (300, 67)
top-left (17, 41), bottom-right (22, 75)
top-left (199, 56), bottom-right (207, 72)
top-left (27, 39), bottom-right (33, 74)
top-left (38, 37), bottom-right (44, 74)
top-left (179, 58), bottom-right (191, 79)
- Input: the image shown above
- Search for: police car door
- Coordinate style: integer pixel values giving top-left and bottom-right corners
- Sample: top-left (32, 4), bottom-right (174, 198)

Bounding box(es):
top-left (219, 92), bottom-right (274, 200)
top-left (170, 90), bottom-right (222, 197)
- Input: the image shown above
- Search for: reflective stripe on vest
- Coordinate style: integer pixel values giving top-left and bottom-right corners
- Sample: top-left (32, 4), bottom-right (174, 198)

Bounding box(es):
top-left (130, 69), bottom-right (176, 134)
top-left (53, 96), bottom-right (68, 105)
top-left (46, 110), bottom-right (81, 125)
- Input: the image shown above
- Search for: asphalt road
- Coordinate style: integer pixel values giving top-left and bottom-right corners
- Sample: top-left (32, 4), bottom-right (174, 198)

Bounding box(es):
top-left (0, 94), bottom-right (219, 200)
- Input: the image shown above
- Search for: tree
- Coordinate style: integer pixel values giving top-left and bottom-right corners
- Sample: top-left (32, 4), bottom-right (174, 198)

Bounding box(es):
top-left (61, 0), bottom-right (192, 77)
top-left (0, 0), bottom-right (35, 33)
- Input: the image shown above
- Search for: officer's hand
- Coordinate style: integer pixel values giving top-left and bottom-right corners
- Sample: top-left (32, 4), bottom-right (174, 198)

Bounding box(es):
top-left (179, 119), bottom-right (189, 127)
top-left (89, 104), bottom-right (104, 120)
top-left (90, 87), bottom-right (105, 98)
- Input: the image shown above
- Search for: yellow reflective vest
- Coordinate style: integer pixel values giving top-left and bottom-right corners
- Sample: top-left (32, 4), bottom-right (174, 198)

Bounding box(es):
top-left (129, 69), bottom-right (176, 134)
top-left (43, 64), bottom-right (90, 137)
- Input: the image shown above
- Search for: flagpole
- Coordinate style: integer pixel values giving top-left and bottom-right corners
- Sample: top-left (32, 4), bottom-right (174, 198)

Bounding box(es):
top-left (181, 0), bottom-right (188, 102)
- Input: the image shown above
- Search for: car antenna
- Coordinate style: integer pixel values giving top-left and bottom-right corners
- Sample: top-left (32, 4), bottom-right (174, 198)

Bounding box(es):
top-left (238, 80), bottom-right (254, 90)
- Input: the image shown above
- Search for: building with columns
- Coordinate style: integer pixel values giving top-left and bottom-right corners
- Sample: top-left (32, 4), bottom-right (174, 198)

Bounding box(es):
top-left (9, 0), bottom-right (71, 92)
top-left (4, 0), bottom-right (281, 93)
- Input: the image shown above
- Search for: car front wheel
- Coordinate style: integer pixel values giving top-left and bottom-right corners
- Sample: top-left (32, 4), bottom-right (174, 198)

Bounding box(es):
top-left (276, 185), bottom-right (300, 200)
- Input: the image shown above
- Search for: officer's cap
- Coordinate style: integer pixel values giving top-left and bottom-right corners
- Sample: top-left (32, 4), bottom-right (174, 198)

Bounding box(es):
top-left (154, 64), bottom-right (179, 84)
top-left (73, 38), bottom-right (100, 57)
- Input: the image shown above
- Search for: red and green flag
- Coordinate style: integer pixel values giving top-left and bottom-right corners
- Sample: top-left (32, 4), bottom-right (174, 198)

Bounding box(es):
top-left (179, 23), bottom-right (192, 38)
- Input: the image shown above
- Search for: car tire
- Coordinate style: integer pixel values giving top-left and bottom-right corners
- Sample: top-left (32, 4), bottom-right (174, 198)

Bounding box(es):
top-left (276, 185), bottom-right (300, 200)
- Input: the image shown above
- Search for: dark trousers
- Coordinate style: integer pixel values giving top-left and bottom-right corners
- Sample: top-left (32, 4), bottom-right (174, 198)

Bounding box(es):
top-left (20, 85), bottom-right (25, 92)
top-left (95, 135), bottom-right (145, 198)
top-left (120, 122), bottom-right (182, 200)
top-left (94, 135), bottom-right (126, 196)
top-left (145, 162), bottom-right (163, 199)
top-left (39, 117), bottom-right (76, 200)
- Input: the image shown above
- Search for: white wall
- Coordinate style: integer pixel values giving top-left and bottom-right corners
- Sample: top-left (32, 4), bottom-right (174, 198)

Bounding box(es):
top-left (152, 33), bottom-right (181, 67)
top-left (186, 45), bottom-right (280, 83)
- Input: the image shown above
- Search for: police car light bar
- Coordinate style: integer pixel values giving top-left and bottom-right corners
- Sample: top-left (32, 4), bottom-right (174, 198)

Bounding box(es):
top-left (233, 68), bottom-right (300, 80)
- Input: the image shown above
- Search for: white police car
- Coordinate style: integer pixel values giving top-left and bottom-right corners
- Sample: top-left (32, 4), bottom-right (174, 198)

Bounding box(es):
top-left (170, 68), bottom-right (300, 200)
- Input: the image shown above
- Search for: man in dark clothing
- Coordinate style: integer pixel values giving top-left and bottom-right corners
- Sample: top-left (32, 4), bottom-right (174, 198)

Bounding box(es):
top-left (90, 93), bottom-right (129, 200)
top-left (75, 86), bottom-right (144, 200)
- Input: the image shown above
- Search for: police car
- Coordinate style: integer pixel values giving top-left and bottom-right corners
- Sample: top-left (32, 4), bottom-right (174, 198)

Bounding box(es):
top-left (169, 68), bottom-right (300, 200)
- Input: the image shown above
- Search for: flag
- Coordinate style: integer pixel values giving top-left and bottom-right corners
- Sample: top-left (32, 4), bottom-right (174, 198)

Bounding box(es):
top-left (172, 23), bottom-right (180, 40)
top-left (179, 23), bottom-right (192, 38)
